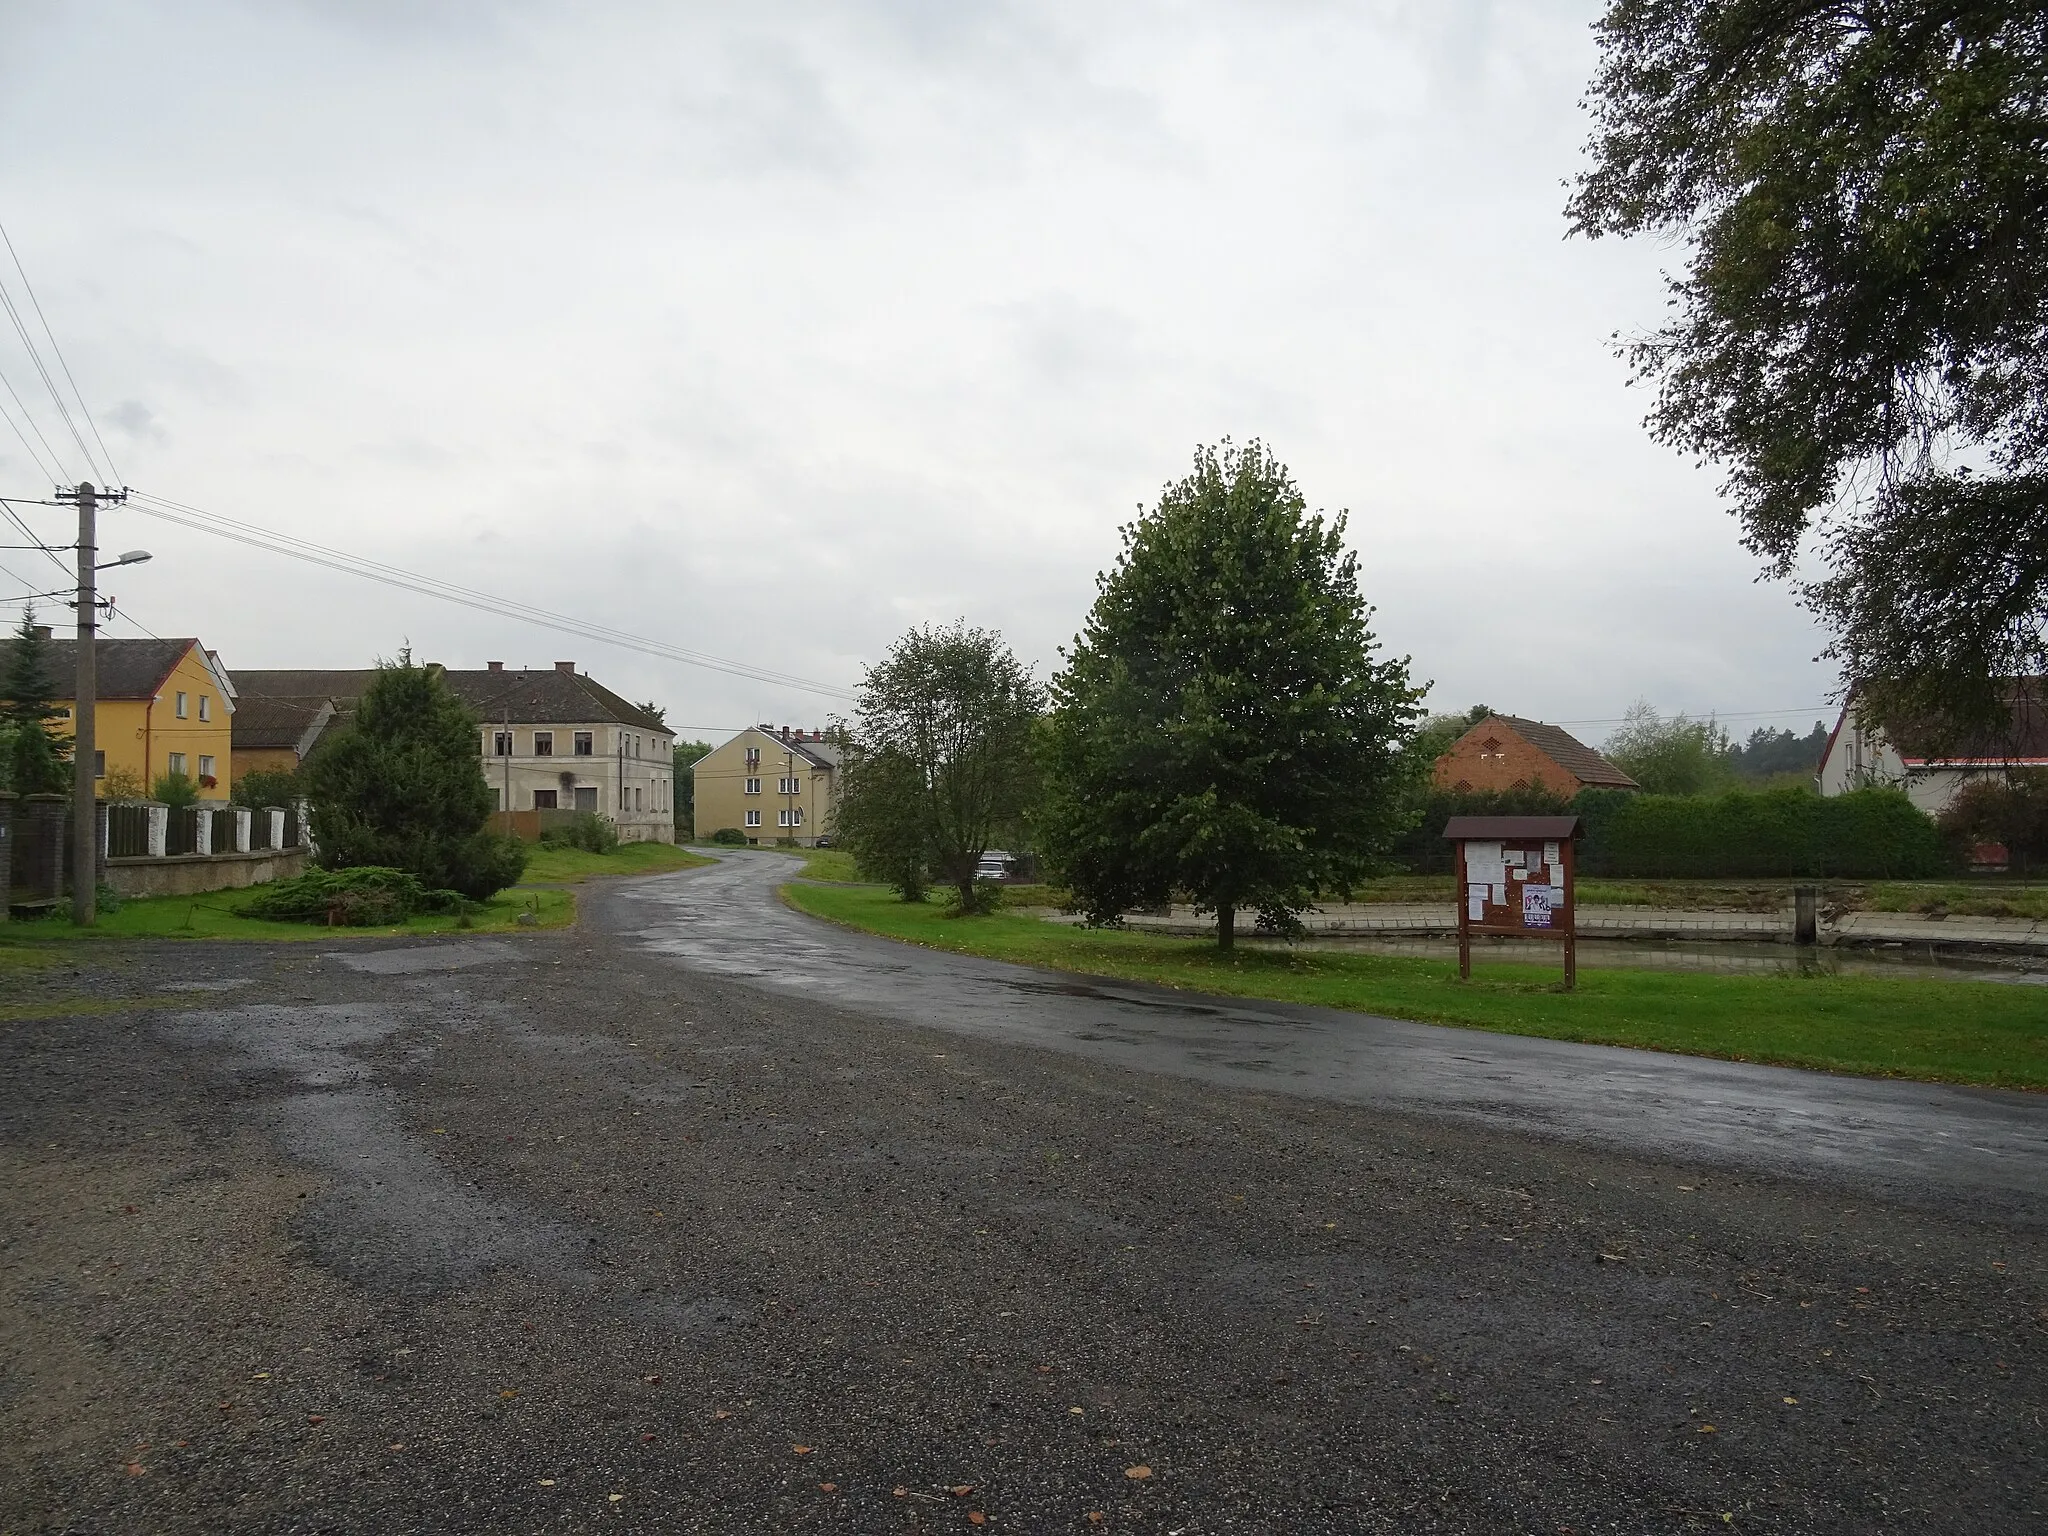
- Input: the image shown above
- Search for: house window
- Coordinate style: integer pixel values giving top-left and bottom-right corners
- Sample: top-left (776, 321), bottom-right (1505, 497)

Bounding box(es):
top-left (94, 750), bottom-right (104, 778)
top-left (574, 731), bottom-right (593, 756)
top-left (533, 789), bottom-right (558, 809)
top-left (198, 695), bottom-right (211, 721)
top-left (745, 809), bottom-right (761, 827)
top-left (779, 807), bottom-right (804, 828)
top-left (175, 691), bottom-right (189, 718)
top-left (492, 731), bottom-right (512, 755)
top-left (534, 732), bottom-right (554, 756)
top-left (744, 746), bottom-right (760, 768)
top-left (574, 786), bottom-right (598, 811)
top-left (744, 777), bottom-right (760, 795)
top-left (198, 755), bottom-right (216, 783)
top-left (634, 786), bottom-right (643, 810)
top-left (495, 787), bottom-right (504, 810)
top-left (168, 751), bottom-right (188, 776)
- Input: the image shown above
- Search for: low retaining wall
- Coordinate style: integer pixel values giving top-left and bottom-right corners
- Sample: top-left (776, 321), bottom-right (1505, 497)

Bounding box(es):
top-left (107, 848), bottom-right (309, 899)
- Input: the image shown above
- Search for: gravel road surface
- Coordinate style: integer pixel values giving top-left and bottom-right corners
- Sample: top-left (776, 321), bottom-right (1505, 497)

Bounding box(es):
top-left (2, 853), bottom-right (2041, 1533)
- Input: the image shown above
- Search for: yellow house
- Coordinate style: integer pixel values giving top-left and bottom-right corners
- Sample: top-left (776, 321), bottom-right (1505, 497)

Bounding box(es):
top-left (693, 725), bottom-right (839, 846)
top-left (4, 631), bottom-right (239, 802)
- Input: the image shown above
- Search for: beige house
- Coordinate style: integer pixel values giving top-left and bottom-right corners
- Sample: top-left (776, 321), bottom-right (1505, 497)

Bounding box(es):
top-left (693, 724), bottom-right (839, 846)
top-left (1817, 680), bottom-right (2048, 819)
top-left (236, 661), bottom-right (677, 844)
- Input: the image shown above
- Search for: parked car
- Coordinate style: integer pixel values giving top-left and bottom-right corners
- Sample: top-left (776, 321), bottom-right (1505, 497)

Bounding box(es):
top-left (975, 850), bottom-right (1013, 882)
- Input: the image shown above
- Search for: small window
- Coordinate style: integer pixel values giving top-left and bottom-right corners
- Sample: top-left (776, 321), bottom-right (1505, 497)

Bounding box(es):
top-left (534, 732), bottom-right (554, 756)
top-left (168, 751), bottom-right (188, 775)
top-left (574, 731), bottom-right (593, 756)
top-left (634, 786), bottom-right (644, 810)
top-left (198, 754), bottom-right (216, 780)
top-left (494, 787), bottom-right (504, 810)
top-left (198, 694), bottom-right (211, 721)
top-left (745, 809), bottom-right (761, 827)
top-left (574, 786), bottom-right (598, 811)
top-left (744, 777), bottom-right (760, 795)
top-left (94, 750), bottom-right (105, 778)
top-left (744, 746), bottom-right (760, 768)
top-left (494, 731), bottom-right (513, 756)
top-left (778, 807), bottom-right (804, 827)
top-left (175, 691), bottom-right (188, 718)
top-left (533, 789), bottom-right (558, 809)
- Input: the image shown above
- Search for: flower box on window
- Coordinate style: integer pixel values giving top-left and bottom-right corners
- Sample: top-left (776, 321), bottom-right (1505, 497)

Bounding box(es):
top-left (198, 775), bottom-right (219, 789)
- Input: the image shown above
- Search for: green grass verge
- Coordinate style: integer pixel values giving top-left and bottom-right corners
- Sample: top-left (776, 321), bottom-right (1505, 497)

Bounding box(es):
top-left (0, 886), bottom-right (575, 945)
top-left (519, 842), bottom-right (714, 885)
top-left (783, 881), bottom-right (2048, 1090)
top-left (1211, 874), bottom-right (2048, 919)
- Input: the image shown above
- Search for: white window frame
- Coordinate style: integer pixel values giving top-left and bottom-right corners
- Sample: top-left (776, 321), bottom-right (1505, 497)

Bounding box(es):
top-left (167, 751), bottom-right (188, 775)
top-left (744, 777), bottom-right (760, 795)
top-left (198, 754), bottom-right (215, 780)
top-left (744, 809), bottom-right (761, 827)
top-left (175, 691), bottom-right (188, 718)
top-left (198, 694), bottom-right (211, 721)
top-left (778, 807), bottom-right (804, 828)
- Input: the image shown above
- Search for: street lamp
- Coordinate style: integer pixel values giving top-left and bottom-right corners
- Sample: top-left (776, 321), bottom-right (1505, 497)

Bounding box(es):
top-left (97, 549), bottom-right (151, 570)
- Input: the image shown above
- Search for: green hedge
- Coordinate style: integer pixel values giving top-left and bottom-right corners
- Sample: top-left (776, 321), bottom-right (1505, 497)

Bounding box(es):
top-left (1572, 785), bottom-right (1943, 879)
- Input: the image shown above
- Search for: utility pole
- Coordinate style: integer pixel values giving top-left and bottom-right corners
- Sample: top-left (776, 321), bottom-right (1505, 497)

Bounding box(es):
top-left (55, 480), bottom-right (125, 926)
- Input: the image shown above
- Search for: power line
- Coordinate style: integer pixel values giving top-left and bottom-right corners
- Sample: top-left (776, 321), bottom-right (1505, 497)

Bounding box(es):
top-left (0, 223), bottom-right (119, 485)
top-left (0, 500), bottom-right (74, 579)
top-left (126, 490), bottom-right (858, 701)
top-left (0, 270), bottom-right (99, 484)
top-left (0, 361), bottom-right (69, 483)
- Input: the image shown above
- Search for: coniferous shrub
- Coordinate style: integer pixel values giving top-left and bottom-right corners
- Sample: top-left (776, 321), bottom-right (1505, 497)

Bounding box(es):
top-left (241, 866), bottom-right (466, 925)
top-left (302, 657), bottom-right (529, 900)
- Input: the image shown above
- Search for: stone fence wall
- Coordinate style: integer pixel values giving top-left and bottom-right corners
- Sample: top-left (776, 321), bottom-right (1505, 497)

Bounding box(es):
top-left (0, 794), bottom-right (314, 910)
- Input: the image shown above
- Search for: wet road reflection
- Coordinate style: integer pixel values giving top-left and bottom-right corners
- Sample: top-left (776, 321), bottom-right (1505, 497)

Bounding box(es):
top-left (598, 852), bottom-right (2048, 1217)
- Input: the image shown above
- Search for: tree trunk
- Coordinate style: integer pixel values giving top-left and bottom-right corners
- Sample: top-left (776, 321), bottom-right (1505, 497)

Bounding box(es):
top-left (1217, 902), bottom-right (1235, 951)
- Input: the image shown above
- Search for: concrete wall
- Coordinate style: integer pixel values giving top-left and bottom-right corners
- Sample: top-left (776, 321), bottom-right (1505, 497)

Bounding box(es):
top-left (106, 847), bottom-right (308, 899)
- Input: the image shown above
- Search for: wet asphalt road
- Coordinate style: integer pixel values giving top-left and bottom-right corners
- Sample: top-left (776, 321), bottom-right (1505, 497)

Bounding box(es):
top-left (0, 856), bottom-right (2042, 1534)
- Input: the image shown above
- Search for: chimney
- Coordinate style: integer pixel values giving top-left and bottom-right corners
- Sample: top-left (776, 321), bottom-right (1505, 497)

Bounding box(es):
top-left (555, 661), bottom-right (575, 674)
top-left (488, 660), bottom-right (503, 672)
top-left (31, 625), bottom-right (50, 641)
top-left (780, 725), bottom-right (791, 741)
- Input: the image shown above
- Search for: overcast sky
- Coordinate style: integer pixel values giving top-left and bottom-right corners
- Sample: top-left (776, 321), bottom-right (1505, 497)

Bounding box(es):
top-left (0, 0), bottom-right (1838, 746)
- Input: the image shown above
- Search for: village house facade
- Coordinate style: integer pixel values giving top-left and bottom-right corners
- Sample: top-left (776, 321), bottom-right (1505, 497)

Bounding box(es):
top-left (1, 630), bottom-right (240, 801)
top-left (692, 725), bottom-right (840, 846)
top-left (1816, 681), bottom-right (2048, 819)
top-left (233, 661), bottom-right (677, 843)
top-left (1433, 713), bottom-right (1639, 797)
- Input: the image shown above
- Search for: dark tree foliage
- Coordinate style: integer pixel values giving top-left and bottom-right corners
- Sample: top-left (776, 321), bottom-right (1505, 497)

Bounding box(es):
top-left (0, 606), bottom-right (70, 795)
top-left (1569, 2), bottom-right (2048, 740)
top-left (1040, 441), bottom-right (1424, 949)
top-left (231, 766), bottom-right (301, 810)
top-left (1726, 721), bottom-right (1831, 779)
top-left (303, 658), bottom-right (528, 900)
top-left (837, 623), bottom-right (1043, 911)
top-left (1938, 769), bottom-right (2048, 874)
top-left (672, 740), bottom-right (713, 832)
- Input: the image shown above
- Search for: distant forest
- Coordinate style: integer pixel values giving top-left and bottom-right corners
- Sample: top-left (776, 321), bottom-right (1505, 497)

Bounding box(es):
top-left (1726, 722), bottom-right (1830, 779)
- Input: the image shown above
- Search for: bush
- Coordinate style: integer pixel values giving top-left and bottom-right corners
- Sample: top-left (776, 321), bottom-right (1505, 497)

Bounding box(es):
top-left (1574, 784), bottom-right (1943, 879)
top-left (709, 827), bottom-right (749, 846)
top-left (153, 770), bottom-right (200, 810)
top-left (539, 812), bottom-right (619, 854)
top-left (241, 866), bottom-right (467, 926)
top-left (232, 766), bottom-right (300, 810)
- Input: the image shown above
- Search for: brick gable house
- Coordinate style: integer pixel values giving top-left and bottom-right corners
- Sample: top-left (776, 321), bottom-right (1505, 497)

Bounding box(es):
top-left (1433, 714), bottom-right (1639, 797)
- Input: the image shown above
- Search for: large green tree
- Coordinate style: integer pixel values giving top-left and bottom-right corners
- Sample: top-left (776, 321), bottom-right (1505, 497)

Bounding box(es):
top-left (1603, 701), bottom-right (1738, 795)
top-left (1040, 441), bottom-right (1423, 949)
top-left (672, 739), bottom-right (713, 833)
top-left (303, 656), bottom-right (527, 900)
top-left (838, 622), bottom-right (1043, 911)
top-left (1568, 2), bottom-right (2048, 742)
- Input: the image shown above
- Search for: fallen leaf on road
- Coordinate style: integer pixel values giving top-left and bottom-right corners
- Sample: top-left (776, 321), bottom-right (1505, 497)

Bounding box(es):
top-left (124, 1463), bottom-right (146, 1477)
top-left (1086, 1514), bottom-right (1105, 1525)
top-left (1696, 1425), bottom-right (1716, 1434)
top-left (793, 1445), bottom-right (813, 1456)
top-left (893, 1487), bottom-right (908, 1498)
top-left (1782, 1397), bottom-right (1798, 1405)
top-left (608, 1493), bottom-right (624, 1503)
top-left (1125, 1466), bottom-right (1152, 1480)
top-left (640, 1433), bottom-right (656, 1443)
top-left (969, 1513), bottom-right (987, 1526)
top-left (643, 1374), bottom-right (662, 1385)
top-left (819, 1483), bottom-right (837, 1493)
top-left (538, 1479), bottom-right (555, 1487)
top-left (713, 1410), bottom-right (730, 1420)
top-left (306, 1415), bottom-right (326, 1426)
top-left (950, 1485), bottom-right (975, 1497)
top-left (500, 1390), bottom-right (518, 1400)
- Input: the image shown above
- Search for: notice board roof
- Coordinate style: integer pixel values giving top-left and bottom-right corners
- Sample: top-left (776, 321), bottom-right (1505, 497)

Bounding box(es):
top-left (1442, 815), bottom-right (1581, 841)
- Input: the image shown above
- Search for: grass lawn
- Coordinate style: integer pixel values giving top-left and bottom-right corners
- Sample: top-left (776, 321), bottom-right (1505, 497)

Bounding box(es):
top-left (519, 842), bottom-right (714, 885)
top-left (784, 881), bottom-right (2048, 1090)
top-left (0, 886), bottom-right (575, 945)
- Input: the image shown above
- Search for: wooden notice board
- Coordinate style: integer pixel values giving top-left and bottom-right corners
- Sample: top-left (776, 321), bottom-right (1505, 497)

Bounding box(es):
top-left (1444, 814), bottom-right (1581, 988)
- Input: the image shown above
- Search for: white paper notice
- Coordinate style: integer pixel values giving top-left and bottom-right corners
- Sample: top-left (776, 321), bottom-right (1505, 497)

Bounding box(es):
top-left (1549, 884), bottom-right (1566, 907)
top-left (1466, 841), bottom-right (1501, 868)
top-left (1544, 840), bottom-right (1560, 867)
top-left (1467, 884), bottom-right (1486, 920)
top-left (1492, 882), bottom-right (1506, 906)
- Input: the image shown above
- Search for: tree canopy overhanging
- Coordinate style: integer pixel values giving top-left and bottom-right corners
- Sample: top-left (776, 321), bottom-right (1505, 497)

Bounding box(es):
top-left (1568, 1), bottom-right (2048, 740)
